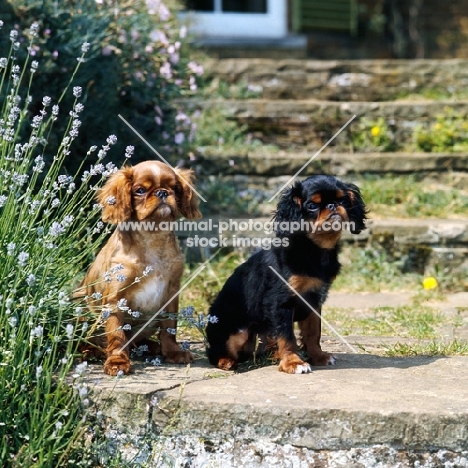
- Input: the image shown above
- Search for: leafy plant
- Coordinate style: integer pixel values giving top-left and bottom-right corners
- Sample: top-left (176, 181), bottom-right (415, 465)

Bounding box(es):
top-left (2, 0), bottom-right (203, 172)
top-left (350, 116), bottom-right (396, 152)
top-left (414, 107), bottom-right (468, 152)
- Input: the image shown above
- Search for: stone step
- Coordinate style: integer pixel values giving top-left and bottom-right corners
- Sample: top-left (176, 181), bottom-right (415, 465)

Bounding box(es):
top-left (177, 218), bottom-right (468, 275)
top-left (195, 151), bottom-right (468, 177)
top-left (188, 98), bottom-right (468, 149)
top-left (91, 353), bottom-right (468, 461)
top-left (204, 58), bottom-right (468, 101)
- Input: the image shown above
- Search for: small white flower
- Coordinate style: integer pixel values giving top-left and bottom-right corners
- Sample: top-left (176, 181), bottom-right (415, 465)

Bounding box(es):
top-left (73, 86), bottom-right (82, 98)
top-left (125, 145), bottom-right (134, 158)
top-left (29, 23), bottom-right (39, 37)
top-left (166, 327), bottom-right (176, 335)
top-left (122, 324), bottom-right (131, 331)
top-left (150, 357), bottom-right (162, 366)
top-left (117, 298), bottom-right (128, 311)
top-left (106, 135), bottom-right (117, 145)
top-left (207, 314), bottom-right (219, 324)
top-left (101, 308), bottom-right (112, 319)
top-left (48, 222), bottom-right (65, 237)
top-left (17, 251), bottom-right (29, 267)
top-left (116, 274), bottom-right (127, 283)
top-left (36, 366), bottom-right (43, 379)
top-left (143, 265), bottom-right (153, 276)
top-left (106, 196), bottom-right (116, 205)
top-left (81, 42), bottom-right (90, 53)
top-left (75, 361), bottom-right (88, 375)
top-left (66, 324), bottom-right (74, 339)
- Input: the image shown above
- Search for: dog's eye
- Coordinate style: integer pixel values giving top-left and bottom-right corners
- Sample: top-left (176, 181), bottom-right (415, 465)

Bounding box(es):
top-left (305, 202), bottom-right (319, 213)
top-left (134, 187), bottom-right (147, 196)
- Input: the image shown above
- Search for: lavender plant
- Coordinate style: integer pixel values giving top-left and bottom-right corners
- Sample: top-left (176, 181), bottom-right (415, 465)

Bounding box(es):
top-left (0, 21), bottom-right (122, 466)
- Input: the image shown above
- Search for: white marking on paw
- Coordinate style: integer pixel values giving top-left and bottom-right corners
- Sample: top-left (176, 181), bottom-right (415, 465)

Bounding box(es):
top-left (328, 355), bottom-right (337, 365)
top-left (295, 363), bottom-right (312, 374)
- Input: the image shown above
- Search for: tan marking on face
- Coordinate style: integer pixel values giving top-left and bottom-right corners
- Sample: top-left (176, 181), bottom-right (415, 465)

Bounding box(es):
top-left (311, 194), bottom-right (321, 204)
top-left (336, 189), bottom-right (344, 198)
top-left (288, 275), bottom-right (324, 294)
top-left (293, 196), bottom-right (302, 207)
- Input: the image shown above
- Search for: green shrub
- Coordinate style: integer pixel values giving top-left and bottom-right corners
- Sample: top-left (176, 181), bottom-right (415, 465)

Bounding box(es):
top-left (2, 0), bottom-right (202, 172)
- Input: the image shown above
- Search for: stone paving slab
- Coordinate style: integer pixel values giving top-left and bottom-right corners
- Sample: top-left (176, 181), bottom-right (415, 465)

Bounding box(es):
top-left (150, 354), bottom-right (468, 452)
top-left (88, 291), bottom-right (468, 453)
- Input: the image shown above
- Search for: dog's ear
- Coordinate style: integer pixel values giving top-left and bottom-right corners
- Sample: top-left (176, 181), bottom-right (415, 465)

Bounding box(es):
top-left (174, 167), bottom-right (202, 219)
top-left (97, 167), bottom-right (134, 224)
top-left (273, 180), bottom-right (303, 236)
top-left (344, 183), bottom-right (367, 234)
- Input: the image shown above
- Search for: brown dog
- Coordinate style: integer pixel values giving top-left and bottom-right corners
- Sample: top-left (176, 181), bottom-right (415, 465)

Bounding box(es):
top-left (80, 160), bottom-right (201, 375)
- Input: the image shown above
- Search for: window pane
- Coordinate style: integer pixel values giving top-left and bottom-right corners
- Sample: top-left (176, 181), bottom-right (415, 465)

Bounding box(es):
top-left (184, 0), bottom-right (215, 11)
top-left (222, 0), bottom-right (267, 13)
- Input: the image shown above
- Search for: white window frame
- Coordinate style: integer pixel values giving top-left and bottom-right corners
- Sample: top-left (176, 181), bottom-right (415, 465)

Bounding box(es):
top-left (181, 0), bottom-right (287, 39)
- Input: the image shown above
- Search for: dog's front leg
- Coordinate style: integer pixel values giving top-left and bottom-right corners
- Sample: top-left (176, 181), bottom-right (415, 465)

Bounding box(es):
top-left (273, 307), bottom-right (312, 374)
top-left (103, 311), bottom-right (131, 376)
top-left (298, 306), bottom-right (336, 366)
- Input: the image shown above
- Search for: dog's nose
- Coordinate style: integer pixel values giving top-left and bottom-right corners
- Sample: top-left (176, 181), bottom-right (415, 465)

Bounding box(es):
top-left (326, 203), bottom-right (337, 212)
top-left (155, 189), bottom-right (168, 199)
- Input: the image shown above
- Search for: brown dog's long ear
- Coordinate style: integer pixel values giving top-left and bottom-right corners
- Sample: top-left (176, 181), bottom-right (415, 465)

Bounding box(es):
top-left (97, 167), bottom-right (134, 224)
top-left (174, 167), bottom-right (202, 219)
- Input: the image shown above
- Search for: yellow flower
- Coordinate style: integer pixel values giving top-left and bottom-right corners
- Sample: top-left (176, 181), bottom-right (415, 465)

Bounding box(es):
top-left (371, 126), bottom-right (381, 137)
top-left (434, 123), bottom-right (442, 131)
top-left (423, 277), bottom-right (438, 290)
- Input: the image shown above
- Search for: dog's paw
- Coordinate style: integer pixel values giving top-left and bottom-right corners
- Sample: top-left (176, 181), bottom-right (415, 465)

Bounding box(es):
top-left (278, 354), bottom-right (312, 374)
top-left (217, 357), bottom-right (237, 371)
top-left (104, 355), bottom-right (132, 376)
top-left (310, 352), bottom-right (336, 366)
top-left (164, 350), bottom-right (193, 364)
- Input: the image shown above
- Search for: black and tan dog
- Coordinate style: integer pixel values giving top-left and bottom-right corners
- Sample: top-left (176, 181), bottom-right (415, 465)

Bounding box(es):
top-left (206, 175), bottom-right (367, 374)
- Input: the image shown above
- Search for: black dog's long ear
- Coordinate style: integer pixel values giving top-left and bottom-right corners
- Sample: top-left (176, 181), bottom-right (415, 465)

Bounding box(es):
top-left (344, 183), bottom-right (368, 234)
top-left (273, 181), bottom-right (303, 236)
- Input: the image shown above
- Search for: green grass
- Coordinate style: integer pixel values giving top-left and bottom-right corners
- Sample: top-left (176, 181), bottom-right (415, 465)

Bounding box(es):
top-left (383, 339), bottom-right (468, 357)
top-left (395, 87), bottom-right (468, 102)
top-left (327, 305), bottom-right (445, 339)
top-left (358, 174), bottom-right (468, 219)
